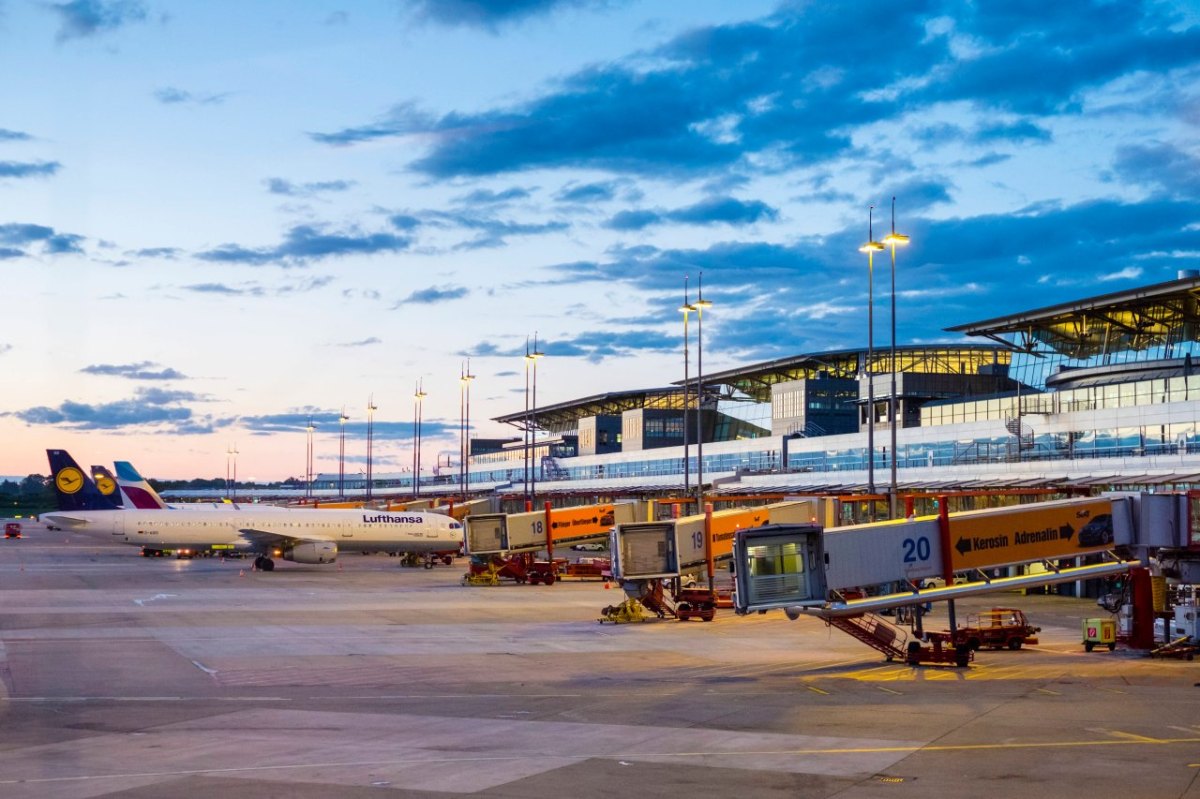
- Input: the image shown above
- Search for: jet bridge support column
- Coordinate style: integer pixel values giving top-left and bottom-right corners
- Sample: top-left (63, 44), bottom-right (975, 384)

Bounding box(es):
top-left (937, 495), bottom-right (958, 634)
top-left (704, 503), bottom-right (714, 592)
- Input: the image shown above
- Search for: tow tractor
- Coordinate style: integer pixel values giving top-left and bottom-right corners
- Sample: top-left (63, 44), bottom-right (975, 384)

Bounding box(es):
top-left (4, 522), bottom-right (22, 539)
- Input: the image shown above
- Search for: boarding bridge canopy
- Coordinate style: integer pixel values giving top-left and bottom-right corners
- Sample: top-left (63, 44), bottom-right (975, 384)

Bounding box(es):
top-left (946, 275), bottom-right (1200, 359)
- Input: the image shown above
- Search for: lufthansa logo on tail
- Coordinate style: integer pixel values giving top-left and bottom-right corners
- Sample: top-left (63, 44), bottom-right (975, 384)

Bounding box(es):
top-left (55, 467), bottom-right (84, 495)
top-left (95, 475), bottom-right (117, 496)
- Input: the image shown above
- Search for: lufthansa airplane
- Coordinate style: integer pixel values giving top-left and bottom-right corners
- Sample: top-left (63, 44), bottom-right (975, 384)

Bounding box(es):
top-left (43, 449), bottom-right (464, 571)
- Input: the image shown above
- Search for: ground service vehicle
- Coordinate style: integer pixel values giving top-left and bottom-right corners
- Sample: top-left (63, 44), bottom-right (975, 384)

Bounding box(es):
top-left (956, 608), bottom-right (1041, 650)
top-left (4, 522), bottom-right (21, 539)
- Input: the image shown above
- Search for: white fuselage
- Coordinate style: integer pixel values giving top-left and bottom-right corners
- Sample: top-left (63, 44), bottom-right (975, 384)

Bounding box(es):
top-left (42, 507), bottom-right (464, 554)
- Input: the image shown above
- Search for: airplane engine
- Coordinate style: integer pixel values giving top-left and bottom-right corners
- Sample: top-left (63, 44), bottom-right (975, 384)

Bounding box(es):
top-left (282, 541), bottom-right (338, 564)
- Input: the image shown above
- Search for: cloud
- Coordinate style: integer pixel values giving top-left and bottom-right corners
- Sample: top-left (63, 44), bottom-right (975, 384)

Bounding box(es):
top-left (0, 344), bottom-right (12, 356)
top-left (195, 223), bottom-right (412, 266)
top-left (555, 180), bottom-right (620, 203)
top-left (337, 337), bottom-right (382, 347)
top-left (314, 1), bottom-right (1200, 183)
top-left (414, 209), bottom-right (569, 248)
top-left (80, 361), bottom-right (188, 380)
top-left (182, 282), bottom-right (266, 297)
top-left (605, 196), bottom-right (778, 231)
top-left (400, 0), bottom-right (615, 31)
top-left (1098, 266), bottom-right (1144, 282)
top-left (0, 129), bottom-right (32, 142)
top-left (0, 161), bottom-right (61, 179)
top-left (1112, 142), bottom-right (1200, 198)
top-left (236, 410), bottom-right (454, 440)
top-left (0, 222), bottom-right (85, 256)
top-left (153, 87), bottom-right (231, 105)
top-left (129, 246), bottom-right (181, 259)
top-left (393, 285), bottom-right (469, 306)
top-left (48, 0), bottom-right (147, 42)
top-left (468, 329), bottom-right (679, 364)
top-left (6, 385), bottom-right (205, 431)
top-left (265, 177), bottom-right (357, 196)
top-left (453, 186), bottom-right (532, 205)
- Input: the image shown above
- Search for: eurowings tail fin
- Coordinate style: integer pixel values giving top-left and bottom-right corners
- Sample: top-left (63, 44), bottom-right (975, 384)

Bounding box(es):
top-left (114, 460), bottom-right (168, 509)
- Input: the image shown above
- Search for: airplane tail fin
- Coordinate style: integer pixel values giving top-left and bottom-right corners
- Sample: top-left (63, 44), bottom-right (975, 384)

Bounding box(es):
top-left (114, 460), bottom-right (168, 509)
top-left (89, 465), bottom-right (125, 508)
top-left (46, 449), bottom-right (121, 512)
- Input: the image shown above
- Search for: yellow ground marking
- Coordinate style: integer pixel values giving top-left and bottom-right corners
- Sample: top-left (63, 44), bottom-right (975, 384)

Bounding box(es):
top-left (1107, 730), bottom-right (1164, 743)
top-left (1034, 687), bottom-right (1061, 695)
top-left (804, 683), bottom-right (830, 695)
top-left (874, 685), bottom-right (902, 695)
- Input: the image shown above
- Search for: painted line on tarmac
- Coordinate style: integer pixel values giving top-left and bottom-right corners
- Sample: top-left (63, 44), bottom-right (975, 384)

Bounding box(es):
top-left (3, 736), bottom-right (1200, 787)
top-left (874, 685), bottom-right (902, 695)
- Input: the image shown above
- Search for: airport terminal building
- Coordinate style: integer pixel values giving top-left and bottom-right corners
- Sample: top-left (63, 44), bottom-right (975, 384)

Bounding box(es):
top-left (306, 275), bottom-right (1200, 508)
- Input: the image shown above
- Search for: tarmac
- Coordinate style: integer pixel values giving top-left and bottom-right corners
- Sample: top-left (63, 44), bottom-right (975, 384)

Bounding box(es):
top-left (1, 519), bottom-right (1198, 798)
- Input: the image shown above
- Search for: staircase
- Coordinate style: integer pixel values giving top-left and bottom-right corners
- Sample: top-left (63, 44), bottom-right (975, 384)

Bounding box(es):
top-left (826, 613), bottom-right (908, 661)
top-left (541, 456), bottom-right (570, 481)
top-left (636, 580), bottom-right (678, 619)
top-left (1004, 416), bottom-right (1035, 449)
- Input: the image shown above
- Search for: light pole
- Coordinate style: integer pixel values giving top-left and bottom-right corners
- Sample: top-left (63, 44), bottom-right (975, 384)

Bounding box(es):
top-left (883, 197), bottom-right (909, 519)
top-left (860, 207), bottom-right (884, 515)
top-left (694, 272), bottom-right (712, 508)
top-left (366, 395), bottom-right (377, 502)
top-left (413, 380), bottom-right (426, 498)
top-left (227, 443), bottom-right (238, 502)
top-left (460, 359), bottom-right (475, 498)
top-left (680, 277), bottom-right (694, 504)
top-left (305, 417), bottom-right (316, 499)
top-left (527, 333), bottom-right (544, 507)
top-left (338, 407), bottom-right (349, 498)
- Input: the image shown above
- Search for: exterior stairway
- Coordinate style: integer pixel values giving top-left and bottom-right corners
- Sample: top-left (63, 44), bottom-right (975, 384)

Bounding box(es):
top-left (826, 613), bottom-right (908, 661)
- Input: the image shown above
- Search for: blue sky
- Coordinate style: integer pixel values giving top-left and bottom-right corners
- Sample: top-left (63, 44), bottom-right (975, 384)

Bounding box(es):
top-left (1, 0), bottom-right (1198, 480)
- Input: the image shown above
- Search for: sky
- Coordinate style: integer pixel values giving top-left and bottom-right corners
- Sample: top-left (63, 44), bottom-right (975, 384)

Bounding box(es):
top-left (1, 0), bottom-right (1199, 482)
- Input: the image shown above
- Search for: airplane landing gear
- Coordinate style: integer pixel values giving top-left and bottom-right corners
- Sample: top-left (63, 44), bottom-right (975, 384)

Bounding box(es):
top-left (253, 555), bottom-right (275, 572)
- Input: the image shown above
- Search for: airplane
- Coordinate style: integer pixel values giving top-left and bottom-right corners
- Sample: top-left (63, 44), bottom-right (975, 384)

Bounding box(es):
top-left (42, 449), bottom-right (465, 571)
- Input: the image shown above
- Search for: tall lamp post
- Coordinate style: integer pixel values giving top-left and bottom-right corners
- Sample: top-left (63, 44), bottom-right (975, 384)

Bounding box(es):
top-left (366, 395), bottom-right (377, 502)
top-left (680, 277), bottom-right (694, 503)
top-left (859, 207), bottom-right (884, 514)
top-left (694, 272), bottom-right (712, 508)
top-left (460, 359), bottom-right (475, 498)
top-left (338, 407), bottom-right (349, 498)
top-left (883, 197), bottom-right (909, 519)
top-left (305, 417), bottom-right (316, 500)
top-left (526, 333), bottom-right (544, 508)
top-left (413, 380), bottom-right (426, 498)
top-left (226, 443), bottom-right (238, 502)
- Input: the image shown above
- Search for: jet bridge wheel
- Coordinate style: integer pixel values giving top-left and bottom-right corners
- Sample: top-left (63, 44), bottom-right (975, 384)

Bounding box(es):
top-left (254, 556), bottom-right (275, 572)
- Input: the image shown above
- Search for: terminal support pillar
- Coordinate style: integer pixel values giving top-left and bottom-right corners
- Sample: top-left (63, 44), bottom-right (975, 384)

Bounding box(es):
top-left (903, 495), bottom-right (914, 519)
top-left (704, 503), bottom-right (714, 591)
top-left (1128, 566), bottom-right (1156, 649)
top-left (544, 501), bottom-right (554, 563)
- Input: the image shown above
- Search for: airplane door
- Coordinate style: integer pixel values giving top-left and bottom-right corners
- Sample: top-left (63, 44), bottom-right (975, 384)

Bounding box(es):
top-left (111, 516), bottom-right (124, 538)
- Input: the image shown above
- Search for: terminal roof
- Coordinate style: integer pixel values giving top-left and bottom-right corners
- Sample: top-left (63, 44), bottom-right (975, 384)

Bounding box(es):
top-left (946, 275), bottom-right (1200, 358)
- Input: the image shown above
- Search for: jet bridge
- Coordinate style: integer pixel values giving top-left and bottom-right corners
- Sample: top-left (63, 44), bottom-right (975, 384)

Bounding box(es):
top-left (464, 501), bottom-right (643, 555)
top-left (733, 496), bottom-right (1138, 617)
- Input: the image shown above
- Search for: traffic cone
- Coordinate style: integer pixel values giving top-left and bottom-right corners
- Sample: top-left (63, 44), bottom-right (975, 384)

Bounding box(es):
top-left (603, 581), bottom-right (610, 590)
top-left (239, 569), bottom-right (245, 577)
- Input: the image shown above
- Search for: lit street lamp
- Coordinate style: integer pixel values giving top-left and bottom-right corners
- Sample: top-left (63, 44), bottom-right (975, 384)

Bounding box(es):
top-left (460, 360), bottom-right (475, 498)
top-left (680, 277), bottom-right (694, 503)
top-left (859, 207), bottom-right (885, 514)
top-left (883, 197), bottom-right (910, 519)
top-left (694, 272), bottom-right (713, 508)
top-left (338, 407), bottom-right (349, 498)
top-left (525, 333), bottom-right (544, 508)
top-left (305, 417), bottom-right (316, 499)
top-left (413, 380), bottom-right (426, 498)
top-left (366, 395), bottom-right (377, 502)
top-left (226, 443), bottom-right (239, 502)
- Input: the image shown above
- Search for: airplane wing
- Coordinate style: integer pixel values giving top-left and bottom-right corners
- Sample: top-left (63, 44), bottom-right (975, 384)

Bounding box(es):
top-left (40, 513), bottom-right (93, 527)
top-left (236, 527), bottom-right (332, 549)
